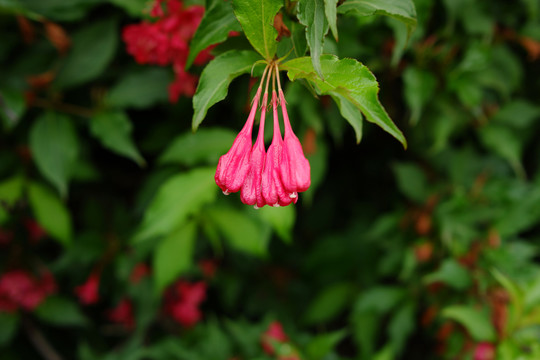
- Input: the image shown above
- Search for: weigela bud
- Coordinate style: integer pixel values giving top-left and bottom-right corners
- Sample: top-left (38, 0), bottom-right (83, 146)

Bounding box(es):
top-left (278, 90), bottom-right (311, 194)
top-left (215, 87), bottom-right (262, 194)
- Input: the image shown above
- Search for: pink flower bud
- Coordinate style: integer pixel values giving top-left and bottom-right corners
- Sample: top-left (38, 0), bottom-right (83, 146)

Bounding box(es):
top-left (215, 87), bottom-right (262, 194)
top-left (278, 90), bottom-right (310, 194)
top-left (261, 92), bottom-right (297, 207)
top-left (241, 92), bottom-right (268, 208)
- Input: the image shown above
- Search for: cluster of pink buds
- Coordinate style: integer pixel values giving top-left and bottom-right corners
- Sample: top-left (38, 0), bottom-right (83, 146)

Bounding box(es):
top-left (215, 64), bottom-right (310, 208)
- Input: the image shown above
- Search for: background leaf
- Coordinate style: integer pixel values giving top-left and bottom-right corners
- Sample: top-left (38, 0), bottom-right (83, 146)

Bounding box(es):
top-left (231, 0), bottom-right (283, 60)
top-left (192, 50), bottom-right (262, 130)
top-left (55, 17), bottom-right (118, 88)
top-left (304, 283), bottom-right (355, 325)
top-left (29, 112), bottom-right (78, 197)
top-left (106, 68), bottom-right (170, 109)
top-left (159, 128), bottom-right (237, 167)
top-left (153, 220), bottom-right (197, 294)
top-left (206, 206), bottom-right (270, 257)
top-left (35, 296), bottom-right (87, 326)
top-left (90, 111), bottom-right (145, 166)
top-left (442, 305), bottom-right (497, 341)
top-left (134, 167), bottom-right (216, 243)
top-left (0, 175), bottom-right (24, 224)
top-left (28, 182), bottom-right (72, 246)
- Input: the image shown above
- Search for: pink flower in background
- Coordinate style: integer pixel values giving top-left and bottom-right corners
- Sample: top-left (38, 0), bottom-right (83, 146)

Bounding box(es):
top-left (0, 269), bottom-right (56, 312)
top-left (107, 298), bottom-right (135, 330)
top-left (164, 280), bottom-right (206, 327)
top-left (474, 342), bottom-right (495, 360)
top-left (24, 218), bottom-right (47, 243)
top-left (75, 272), bottom-right (100, 305)
top-left (0, 228), bottom-right (13, 246)
top-left (130, 263), bottom-right (150, 284)
top-left (261, 321), bottom-right (288, 355)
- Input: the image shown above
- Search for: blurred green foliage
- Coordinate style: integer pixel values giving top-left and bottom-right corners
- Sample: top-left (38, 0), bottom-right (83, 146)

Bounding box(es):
top-left (1, 0), bottom-right (540, 359)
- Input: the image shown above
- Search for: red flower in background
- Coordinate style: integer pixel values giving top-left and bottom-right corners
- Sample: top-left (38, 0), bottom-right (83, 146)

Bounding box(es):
top-left (164, 280), bottom-right (206, 327)
top-left (130, 263), bottom-right (150, 284)
top-left (261, 321), bottom-right (289, 355)
top-left (122, 0), bottom-right (230, 102)
top-left (474, 342), bottom-right (495, 360)
top-left (24, 218), bottom-right (47, 243)
top-left (75, 272), bottom-right (100, 305)
top-left (0, 269), bottom-right (56, 312)
top-left (107, 298), bottom-right (135, 330)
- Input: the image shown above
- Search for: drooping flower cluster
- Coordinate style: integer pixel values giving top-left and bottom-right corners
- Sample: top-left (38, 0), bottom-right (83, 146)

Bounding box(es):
top-left (122, 0), bottom-right (220, 102)
top-left (215, 64), bottom-right (310, 208)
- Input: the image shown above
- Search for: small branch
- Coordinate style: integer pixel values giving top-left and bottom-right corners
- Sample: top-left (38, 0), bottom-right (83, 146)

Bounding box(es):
top-left (31, 97), bottom-right (95, 118)
top-left (23, 317), bottom-right (64, 360)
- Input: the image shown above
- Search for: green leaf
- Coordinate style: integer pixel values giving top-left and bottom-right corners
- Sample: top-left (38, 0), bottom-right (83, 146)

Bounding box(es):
top-left (424, 259), bottom-right (472, 290)
top-left (0, 175), bottom-right (24, 224)
top-left (304, 282), bottom-right (355, 325)
top-left (153, 221), bottom-right (197, 294)
top-left (0, 312), bottom-right (18, 346)
top-left (479, 124), bottom-right (523, 175)
top-left (305, 330), bottom-right (347, 360)
top-left (29, 112), bottom-right (79, 197)
top-left (0, 87), bottom-right (25, 129)
top-left (253, 205), bottom-right (295, 244)
top-left (159, 128), bottom-right (237, 167)
top-left (28, 182), bottom-right (72, 246)
top-left (109, 0), bottom-right (147, 16)
top-left (192, 50), bottom-right (262, 130)
top-left (16, 0), bottom-right (102, 21)
top-left (206, 206), bottom-right (270, 257)
top-left (324, 0), bottom-right (339, 40)
top-left (403, 66), bottom-right (437, 125)
top-left (442, 305), bottom-right (496, 341)
top-left (283, 55), bottom-right (407, 147)
top-left (330, 93), bottom-right (363, 143)
top-left (90, 111), bottom-right (145, 166)
top-left (298, 0), bottom-right (329, 80)
top-left (231, 0), bottom-right (283, 60)
top-left (354, 286), bottom-right (404, 313)
top-left (133, 167), bottom-right (217, 243)
top-left (106, 68), bottom-right (170, 109)
top-left (186, 0), bottom-right (241, 69)
top-left (35, 296), bottom-right (87, 326)
top-left (55, 18), bottom-right (118, 88)
top-left (388, 302), bottom-right (415, 353)
top-left (338, 0), bottom-right (417, 36)
top-left (392, 162), bottom-right (428, 203)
